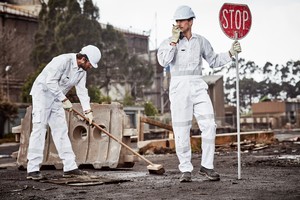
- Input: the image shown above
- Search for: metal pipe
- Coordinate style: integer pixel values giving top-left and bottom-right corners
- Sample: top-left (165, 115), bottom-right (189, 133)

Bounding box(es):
top-left (234, 32), bottom-right (241, 180)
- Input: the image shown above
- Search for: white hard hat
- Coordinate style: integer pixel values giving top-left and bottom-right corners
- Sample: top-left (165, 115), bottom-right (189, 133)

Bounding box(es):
top-left (80, 45), bottom-right (101, 68)
top-left (173, 5), bottom-right (196, 20)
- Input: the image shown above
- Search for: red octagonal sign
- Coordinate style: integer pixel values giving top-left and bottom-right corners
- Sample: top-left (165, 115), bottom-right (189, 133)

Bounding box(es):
top-left (219, 3), bottom-right (252, 40)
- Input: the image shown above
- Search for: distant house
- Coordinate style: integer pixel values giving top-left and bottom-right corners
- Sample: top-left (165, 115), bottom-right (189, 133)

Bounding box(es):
top-left (0, 1), bottom-right (40, 102)
top-left (250, 101), bottom-right (300, 129)
top-left (223, 100), bottom-right (300, 131)
top-left (224, 104), bottom-right (237, 127)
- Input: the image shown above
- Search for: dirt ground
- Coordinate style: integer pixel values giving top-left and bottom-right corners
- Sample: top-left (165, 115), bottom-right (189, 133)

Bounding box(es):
top-left (0, 132), bottom-right (299, 200)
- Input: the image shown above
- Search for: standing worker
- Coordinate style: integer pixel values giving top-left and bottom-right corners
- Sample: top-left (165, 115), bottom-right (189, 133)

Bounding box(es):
top-left (157, 5), bottom-right (241, 182)
top-left (26, 45), bottom-right (101, 180)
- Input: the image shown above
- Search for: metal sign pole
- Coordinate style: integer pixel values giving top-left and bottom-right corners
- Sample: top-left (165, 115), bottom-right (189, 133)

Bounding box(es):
top-left (235, 31), bottom-right (241, 180)
top-left (219, 3), bottom-right (252, 180)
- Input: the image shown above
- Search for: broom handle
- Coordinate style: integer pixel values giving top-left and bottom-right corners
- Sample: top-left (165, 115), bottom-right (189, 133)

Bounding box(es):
top-left (71, 109), bottom-right (155, 166)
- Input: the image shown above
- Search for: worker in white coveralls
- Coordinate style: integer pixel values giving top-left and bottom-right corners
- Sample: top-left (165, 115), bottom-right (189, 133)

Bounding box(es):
top-left (26, 45), bottom-right (101, 180)
top-left (157, 5), bottom-right (241, 182)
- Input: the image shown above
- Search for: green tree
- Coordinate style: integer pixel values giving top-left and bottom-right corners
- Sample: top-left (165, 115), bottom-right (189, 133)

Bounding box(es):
top-left (31, 0), bottom-right (102, 67)
top-left (144, 101), bottom-right (158, 116)
top-left (122, 92), bottom-right (135, 106)
top-left (239, 77), bottom-right (259, 110)
top-left (222, 58), bottom-right (300, 112)
top-left (0, 97), bottom-right (18, 138)
top-left (88, 85), bottom-right (101, 103)
top-left (21, 65), bottom-right (44, 103)
top-left (93, 24), bottom-right (154, 100)
top-left (90, 24), bottom-right (128, 90)
top-left (120, 55), bottom-right (153, 98)
top-left (259, 80), bottom-right (282, 100)
top-left (23, 0), bottom-right (152, 104)
top-left (22, 0), bottom-right (103, 102)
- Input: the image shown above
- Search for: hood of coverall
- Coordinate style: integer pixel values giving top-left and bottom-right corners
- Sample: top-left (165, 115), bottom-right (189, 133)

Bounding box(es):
top-left (80, 45), bottom-right (101, 68)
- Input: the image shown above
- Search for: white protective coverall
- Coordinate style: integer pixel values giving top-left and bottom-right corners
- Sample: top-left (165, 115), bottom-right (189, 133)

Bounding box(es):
top-left (157, 34), bottom-right (231, 173)
top-left (27, 53), bottom-right (91, 173)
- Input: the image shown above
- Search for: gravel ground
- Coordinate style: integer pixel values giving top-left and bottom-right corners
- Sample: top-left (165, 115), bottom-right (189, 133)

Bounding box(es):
top-left (0, 133), bottom-right (299, 200)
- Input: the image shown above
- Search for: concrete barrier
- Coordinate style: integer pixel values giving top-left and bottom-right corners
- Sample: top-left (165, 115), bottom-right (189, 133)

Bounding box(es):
top-left (67, 104), bottom-right (90, 167)
top-left (16, 106), bottom-right (32, 169)
top-left (84, 103), bottom-right (112, 168)
top-left (16, 103), bottom-right (137, 170)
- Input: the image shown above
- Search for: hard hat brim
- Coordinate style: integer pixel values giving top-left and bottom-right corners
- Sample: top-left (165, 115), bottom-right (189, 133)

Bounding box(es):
top-left (173, 16), bottom-right (195, 20)
top-left (91, 63), bottom-right (98, 68)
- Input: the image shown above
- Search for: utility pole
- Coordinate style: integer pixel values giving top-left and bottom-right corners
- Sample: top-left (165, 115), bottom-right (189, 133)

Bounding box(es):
top-left (5, 65), bottom-right (12, 101)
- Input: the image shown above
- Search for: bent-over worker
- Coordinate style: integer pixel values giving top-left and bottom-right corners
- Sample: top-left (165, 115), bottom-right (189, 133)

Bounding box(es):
top-left (27, 45), bottom-right (101, 180)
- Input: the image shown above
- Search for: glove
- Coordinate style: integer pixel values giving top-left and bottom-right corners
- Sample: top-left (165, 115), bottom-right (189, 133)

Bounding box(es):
top-left (62, 99), bottom-right (72, 111)
top-left (229, 41), bottom-right (242, 56)
top-left (171, 25), bottom-right (181, 44)
top-left (84, 110), bottom-right (94, 125)
top-left (75, 113), bottom-right (85, 121)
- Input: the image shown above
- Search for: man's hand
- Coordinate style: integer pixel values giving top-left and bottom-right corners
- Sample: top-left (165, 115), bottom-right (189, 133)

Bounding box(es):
top-left (171, 25), bottom-right (181, 44)
top-left (84, 110), bottom-right (93, 125)
top-left (62, 99), bottom-right (72, 111)
top-left (229, 41), bottom-right (242, 57)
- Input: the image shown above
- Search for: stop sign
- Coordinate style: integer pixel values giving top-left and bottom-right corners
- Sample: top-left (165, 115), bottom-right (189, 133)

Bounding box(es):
top-left (219, 3), bottom-right (252, 40)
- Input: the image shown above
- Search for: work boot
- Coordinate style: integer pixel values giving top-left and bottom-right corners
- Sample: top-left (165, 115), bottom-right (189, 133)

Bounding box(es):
top-left (180, 172), bottom-right (192, 182)
top-left (63, 168), bottom-right (88, 178)
top-left (199, 166), bottom-right (220, 181)
top-left (27, 171), bottom-right (44, 180)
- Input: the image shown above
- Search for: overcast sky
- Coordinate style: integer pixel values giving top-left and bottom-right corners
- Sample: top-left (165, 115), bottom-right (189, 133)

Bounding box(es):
top-left (94, 0), bottom-right (300, 68)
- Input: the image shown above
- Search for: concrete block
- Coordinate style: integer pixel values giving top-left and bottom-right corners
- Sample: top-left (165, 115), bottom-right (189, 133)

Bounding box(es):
top-left (68, 103), bottom-right (90, 166)
top-left (16, 103), bottom-right (136, 170)
top-left (92, 103), bottom-right (123, 168)
top-left (123, 128), bottom-right (137, 136)
top-left (16, 106), bottom-right (32, 169)
top-left (12, 124), bottom-right (21, 142)
top-left (83, 103), bottom-right (111, 168)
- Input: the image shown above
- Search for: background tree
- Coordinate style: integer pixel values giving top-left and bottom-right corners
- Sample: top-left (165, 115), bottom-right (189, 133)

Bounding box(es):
top-left (119, 55), bottom-right (153, 99)
top-left (239, 77), bottom-right (259, 111)
top-left (95, 25), bottom-right (154, 100)
top-left (144, 101), bottom-right (158, 117)
top-left (31, 0), bottom-right (101, 66)
top-left (22, 0), bottom-right (103, 103)
top-left (217, 57), bottom-right (300, 112)
top-left (0, 96), bottom-right (18, 138)
top-left (22, 0), bottom-right (153, 104)
top-left (92, 24), bottom-right (128, 90)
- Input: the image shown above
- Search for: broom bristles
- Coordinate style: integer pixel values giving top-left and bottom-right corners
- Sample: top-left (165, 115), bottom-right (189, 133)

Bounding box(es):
top-left (147, 164), bottom-right (165, 175)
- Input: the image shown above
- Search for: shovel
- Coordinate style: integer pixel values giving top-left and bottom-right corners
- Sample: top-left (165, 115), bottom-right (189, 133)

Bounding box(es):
top-left (71, 108), bottom-right (165, 175)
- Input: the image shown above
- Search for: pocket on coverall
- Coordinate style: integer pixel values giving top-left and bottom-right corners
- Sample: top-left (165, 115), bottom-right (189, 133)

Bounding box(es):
top-left (32, 109), bottom-right (41, 123)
